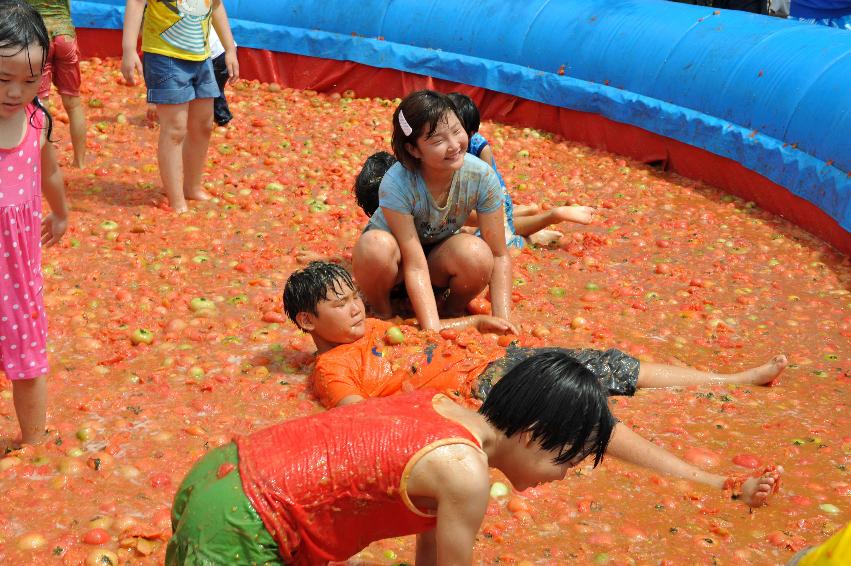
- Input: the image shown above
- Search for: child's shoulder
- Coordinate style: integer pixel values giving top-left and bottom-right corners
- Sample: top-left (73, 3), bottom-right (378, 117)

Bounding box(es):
top-left (378, 161), bottom-right (419, 192)
top-left (461, 154), bottom-right (494, 177)
top-left (379, 161), bottom-right (415, 187)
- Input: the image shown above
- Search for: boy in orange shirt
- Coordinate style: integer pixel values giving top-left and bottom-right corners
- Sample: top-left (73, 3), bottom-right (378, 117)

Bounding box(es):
top-left (286, 261), bottom-right (788, 410)
top-left (283, 261), bottom-right (786, 508)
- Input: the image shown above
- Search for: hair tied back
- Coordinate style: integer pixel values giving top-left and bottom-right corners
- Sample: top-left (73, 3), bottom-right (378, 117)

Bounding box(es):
top-left (398, 109), bottom-right (413, 137)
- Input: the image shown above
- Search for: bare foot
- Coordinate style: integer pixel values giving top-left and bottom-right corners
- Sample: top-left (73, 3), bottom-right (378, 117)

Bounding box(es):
top-left (169, 201), bottom-right (189, 214)
top-left (740, 466), bottom-right (783, 508)
top-left (184, 188), bottom-right (212, 201)
top-left (528, 229), bottom-right (563, 246)
top-left (551, 205), bottom-right (595, 225)
top-left (72, 157), bottom-right (86, 168)
top-left (735, 354), bottom-right (789, 386)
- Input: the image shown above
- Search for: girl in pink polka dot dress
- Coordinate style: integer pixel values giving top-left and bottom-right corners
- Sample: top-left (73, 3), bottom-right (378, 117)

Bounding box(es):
top-left (0, 1), bottom-right (69, 446)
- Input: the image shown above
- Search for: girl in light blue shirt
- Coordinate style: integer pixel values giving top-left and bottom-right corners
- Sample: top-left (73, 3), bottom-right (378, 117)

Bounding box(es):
top-left (353, 90), bottom-right (513, 332)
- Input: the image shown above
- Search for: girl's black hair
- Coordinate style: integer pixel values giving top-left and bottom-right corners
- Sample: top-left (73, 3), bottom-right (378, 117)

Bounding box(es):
top-left (391, 90), bottom-right (461, 171)
top-left (447, 92), bottom-right (480, 137)
top-left (479, 351), bottom-right (616, 467)
top-left (283, 261), bottom-right (357, 327)
top-left (0, 0), bottom-right (54, 141)
top-left (354, 151), bottom-right (397, 217)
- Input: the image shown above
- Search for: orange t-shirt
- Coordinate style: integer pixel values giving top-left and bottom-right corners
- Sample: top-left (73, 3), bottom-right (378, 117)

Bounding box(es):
top-left (312, 319), bottom-right (501, 407)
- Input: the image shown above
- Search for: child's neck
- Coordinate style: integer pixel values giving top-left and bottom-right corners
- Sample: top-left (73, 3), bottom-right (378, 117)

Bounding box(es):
top-left (419, 163), bottom-right (455, 197)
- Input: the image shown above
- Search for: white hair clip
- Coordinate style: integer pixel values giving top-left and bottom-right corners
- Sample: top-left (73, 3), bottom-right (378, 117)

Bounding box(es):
top-left (398, 109), bottom-right (413, 136)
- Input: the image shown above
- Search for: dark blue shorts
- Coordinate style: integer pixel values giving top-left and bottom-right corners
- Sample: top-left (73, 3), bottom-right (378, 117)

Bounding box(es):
top-left (143, 52), bottom-right (220, 105)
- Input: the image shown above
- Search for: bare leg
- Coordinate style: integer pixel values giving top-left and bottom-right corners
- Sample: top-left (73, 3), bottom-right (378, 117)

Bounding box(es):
top-left (352, 230), bottom-right (401, 319)
top-left (606, 423), bottom-right (781, 508)
top-left (12, 376), bottom-right (47, 445)
top-left (182, 98), bottom-right (214, 202)
top-left (427, 233), bottom-right (493, 316)
top-left (155, 103), bottom-right (190, 213)
top-left (514, 206), bottom-right (594, 236)
top-left (513, 210), bottom-right (564, 236)
top-left (637, 355), bottom-right (788, 389)
top-left (60, 94), bottom-right (86, 168)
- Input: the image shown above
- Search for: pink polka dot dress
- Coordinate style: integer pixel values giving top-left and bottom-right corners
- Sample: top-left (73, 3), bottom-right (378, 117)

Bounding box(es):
top-left (0, 106), bottom-right (48, 381)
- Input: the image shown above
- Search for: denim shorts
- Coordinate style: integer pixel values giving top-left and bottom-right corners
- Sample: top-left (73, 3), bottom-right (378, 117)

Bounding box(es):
top-left (143, 52), bottom-right (220, 105)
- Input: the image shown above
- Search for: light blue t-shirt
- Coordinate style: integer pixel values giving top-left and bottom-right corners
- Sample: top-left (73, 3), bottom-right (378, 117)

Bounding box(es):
top-left (367, 155), bottom-right (503, 245)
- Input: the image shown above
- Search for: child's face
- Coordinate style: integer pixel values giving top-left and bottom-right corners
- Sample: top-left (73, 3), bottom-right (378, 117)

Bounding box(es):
top-left (0, 43), bottom-right (44, 119)
top-left (408, 111), bottom-right (468, 173)
top-left (503, 435), bottom-right (572, 491)
top-left (299, 282), bottom-right (366, 346)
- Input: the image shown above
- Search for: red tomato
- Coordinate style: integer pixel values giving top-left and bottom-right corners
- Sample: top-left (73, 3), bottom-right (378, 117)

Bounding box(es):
top-left (682, 447), bottom-right (721, 468)
top-left (82, 528), bottom-right (110, 545)
top-left (439, 329), bottom-right (457, 341)
top-left (466, 297), bottom-right (491, 316)
top-left (731, 454), bottom-right (761, 469)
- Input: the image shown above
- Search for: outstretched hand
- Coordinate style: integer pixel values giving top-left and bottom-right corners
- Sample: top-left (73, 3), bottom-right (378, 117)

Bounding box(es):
top-left (475, 315), bottom-right (518, 335)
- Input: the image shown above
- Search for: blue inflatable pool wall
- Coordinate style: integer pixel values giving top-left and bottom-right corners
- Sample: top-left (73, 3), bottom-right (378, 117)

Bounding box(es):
top-left (72, 0), bottom-right (850, 241)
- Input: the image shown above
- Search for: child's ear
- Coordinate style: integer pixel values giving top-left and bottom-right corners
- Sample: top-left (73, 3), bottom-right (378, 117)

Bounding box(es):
top-left (518, 431), bottom-right (535, 449)
top-left (295, 311), bottom-right (316, 332)
top-left (405, 142), bottom-right (421, 160)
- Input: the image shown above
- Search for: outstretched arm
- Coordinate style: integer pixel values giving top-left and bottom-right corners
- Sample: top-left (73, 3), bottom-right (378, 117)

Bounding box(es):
top-left (607, 422), bottom-right (724, 489)
top-left (439, 314), bottom-right (518, 335)
top-left (606, 422), bottom-right (782, 507)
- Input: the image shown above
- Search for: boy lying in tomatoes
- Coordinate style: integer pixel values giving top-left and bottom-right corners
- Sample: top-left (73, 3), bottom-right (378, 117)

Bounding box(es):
top-left (283, 261), bottom-right (785, 506)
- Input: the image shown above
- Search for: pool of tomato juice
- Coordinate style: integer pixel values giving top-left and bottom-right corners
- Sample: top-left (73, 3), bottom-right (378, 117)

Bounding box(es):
top-left (0, 58), bottom-right (847, 565)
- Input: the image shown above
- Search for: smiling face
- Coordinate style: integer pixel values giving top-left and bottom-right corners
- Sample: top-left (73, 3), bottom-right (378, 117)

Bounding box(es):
top-left (406, 110), bottom-right (468, 174)
top-left (296, 280), bottom-right (366, 352)
top-left (0, 42), bottom-right (44, 119)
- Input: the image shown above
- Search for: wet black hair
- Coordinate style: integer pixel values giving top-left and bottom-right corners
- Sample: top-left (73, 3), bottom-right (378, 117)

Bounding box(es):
top-left (0, 0), bottom-right (54, 141)
top-left (447, 92), bottom-right (480, 137)
top-left (283, 261), bottom-right (357, 328)
top-left (354, 151), bottom-right (397, 217)
top-left (479, 351), bottom-right (616, 467)
top-left (391, 89), bottom-right (461, 171)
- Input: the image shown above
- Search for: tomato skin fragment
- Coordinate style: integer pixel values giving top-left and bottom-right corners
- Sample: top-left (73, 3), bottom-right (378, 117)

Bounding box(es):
top-left (217, 463), bottom-right (236, 479)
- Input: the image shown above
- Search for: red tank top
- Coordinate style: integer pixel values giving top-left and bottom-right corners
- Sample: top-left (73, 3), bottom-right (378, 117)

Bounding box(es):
top-left (236, 390), bottom-right (482, 565)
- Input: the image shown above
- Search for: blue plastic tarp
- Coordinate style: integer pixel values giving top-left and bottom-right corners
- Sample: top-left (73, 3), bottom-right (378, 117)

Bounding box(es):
top-left (71, 0), bottom-right (850, 232)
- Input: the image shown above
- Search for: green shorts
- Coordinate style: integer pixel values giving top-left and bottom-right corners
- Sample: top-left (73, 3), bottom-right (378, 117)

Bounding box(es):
top-left (165, 443), bottom-right (283, 566)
